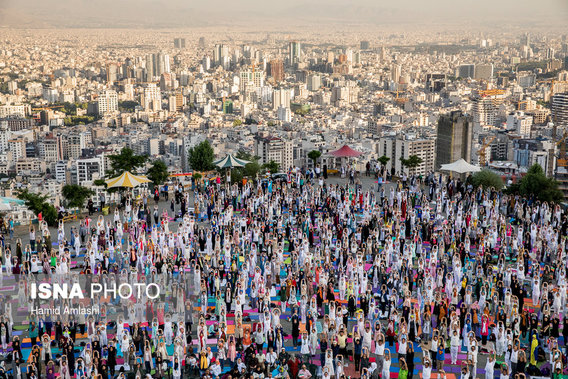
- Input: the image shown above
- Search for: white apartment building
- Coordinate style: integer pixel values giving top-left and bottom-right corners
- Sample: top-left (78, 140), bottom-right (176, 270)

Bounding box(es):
top-left (97, 90), bottom-right (118, 115)
top-left (377, 135), bottom-right (436, 176)
top-left (76, 155), bottom-right (105, 185)
top-left (507, 111), bottom-right (533, 137)
top-left (254, 135), bottom-right (293, 171)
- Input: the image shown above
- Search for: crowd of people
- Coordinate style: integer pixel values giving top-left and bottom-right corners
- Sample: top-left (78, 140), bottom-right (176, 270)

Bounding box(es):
top-left (0, 165), bottom-right (568, 379)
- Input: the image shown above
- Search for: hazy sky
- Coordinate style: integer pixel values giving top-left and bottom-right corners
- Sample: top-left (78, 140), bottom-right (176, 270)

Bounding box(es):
top-left (1, 0), bottom-right (567, 29)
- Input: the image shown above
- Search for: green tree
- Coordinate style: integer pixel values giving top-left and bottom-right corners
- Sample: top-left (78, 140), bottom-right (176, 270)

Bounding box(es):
top-left (233, 119), bottom-right (243, 126)
top-left (400, 155), bottom-right (423, 173)
top-left (236, 150), bottom-right (261, 178)
top-left (231, 169), bottom-right (244, 184)
top-left (61, 185), bottom-right (95, 209)
top-left (235, 150), bottom-right (258, 161)
top-left (118, 100), bottom-right (140, 112)
top-left (244, 117), bottom-right (257, 125)
top-left (64, 115), bottom-right (98, 126)
top-left (378, 155), bottom-right (390, 168)
top-left (507, 163), bottom-right (563, 203)
top-left (0, 81), bottom-right (9, 94)
top-left (262, 161), bottom-right (280, 173)
top-left (147, 160), bottom-right (170, 185)
top-left (308, 150), bottom-right (322, 167)
top-left (188, 140), bottom-right (215, 172)
top-left (470, 170), bottom-right (504, 190)
top-left (107, 147), bottom-right (148, 177)
top-left (17, 190), bottom-right (58, 226)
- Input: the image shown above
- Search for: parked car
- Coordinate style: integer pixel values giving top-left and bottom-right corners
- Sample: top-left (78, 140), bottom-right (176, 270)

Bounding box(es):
top-left (271, 173), bottom-right (288, 182)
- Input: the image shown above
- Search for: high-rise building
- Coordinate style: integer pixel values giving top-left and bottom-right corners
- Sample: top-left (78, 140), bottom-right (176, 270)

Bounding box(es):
top-left (277, 106), bottom-right (292, 122)
top-left (198, 37), bottom-right (206, 48)
top-left (474, 64), bottom-right (494, 81)
top-left (391, 64), bottom-right (402, 82)
top-left (307, 74), bottom-right (321, 91)
top-left (269, 59), bottom-right (284, 82)
top-left (106, 63), bottom-right (119, 83)
top-left (213, 44), bottom-right (229, 66)
top-left (458, 64), bottom-right (475, 79)
top-left (159, 72), bottom-right (175, 91)
top-left (254, 135), bottom-right (293, 170)
top-left (168, 95), bottom-right (177, 112)
top-left (520, 33), bottom-right (530, 47)
top-left (76, 154), bottom-right (105, 186)
top-left (507, 111), bottom-right (533, 137)
top-left (436, 111), bottom-right (473, 168)
top-left (8, 138), bottom-right (26, 161)
top-left (0, 104), bottom-right (30, 118)
top-left (360, 41), bottom-right (370, 50)
top-left (55, 161), bottom-right (69, 183)
top-left (426, 74), bottom-right (447, 92)
top-left (174, 38), bottom-right (186, 48)
top-left (175, 92), bottom-right (185, 112)
top-left (142, 83), bottom-right (162, 112)
top-left (288, 41), bottom-right (301, 65)
top-left (145, 53), bottom-right (170, 80)
top-left (39, 135), bottom-right (62, 162)
top-left (202, 56), bottom-right (211, 71)
top-left (377, 135), bottom-right (436, 176)
top-left (223, 100), bottom-right (233, 114)
top-left (239, 68), bottom-right (265, 92)
top-left (552, 93), bottom-right (568, 128)
top-left (518, 73), bottom-right (536, 88)
top-left (547, 47), bottom-right (555, 60)
top-left (272, 88), bottom-right (291, 111)
top-left (472, 89), bottom-right (506, 128)
top-left (96, 90), bottom-right (118, 115)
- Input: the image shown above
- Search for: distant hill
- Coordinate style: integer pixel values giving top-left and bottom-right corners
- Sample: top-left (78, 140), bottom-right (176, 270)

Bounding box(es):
top-left (1, 0), bottom-right (566, 30)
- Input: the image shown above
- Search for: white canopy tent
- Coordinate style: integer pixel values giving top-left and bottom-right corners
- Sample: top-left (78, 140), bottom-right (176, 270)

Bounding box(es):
top-left (440, 159), bottom-right (481, 174)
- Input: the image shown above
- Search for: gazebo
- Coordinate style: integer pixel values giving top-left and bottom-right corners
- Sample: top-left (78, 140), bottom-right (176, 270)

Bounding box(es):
top-left (329, 145), bottom-right (363, 158)
top-left (105, 171), bottom-right (152, 188)
top-left (213, 154), bottom-right (250, 169)
top-left (327, 145), bottom-right (364, 173)
top-left (214, 154), bottom-right (251, 184)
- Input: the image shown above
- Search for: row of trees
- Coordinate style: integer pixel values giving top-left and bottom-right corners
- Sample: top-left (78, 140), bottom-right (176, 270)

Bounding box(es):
top-left (469, 164), bottom-right (563, 203)
top-left (374, 155), bottom-right (424, 172)
top-left (17, 139), bottom-right (565, 226)
top-left (18, 141), bottom-right (279, 225)
top-left (186, 140), bottom-right (287, 184)
top-left (17, 147), bottom-right (171, 226)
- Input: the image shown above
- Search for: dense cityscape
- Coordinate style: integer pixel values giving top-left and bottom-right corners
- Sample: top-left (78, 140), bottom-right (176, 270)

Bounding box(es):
top-left (1, 28), bottom-right (568, 220)
top-left (1, 0), bottom-right (568, 378)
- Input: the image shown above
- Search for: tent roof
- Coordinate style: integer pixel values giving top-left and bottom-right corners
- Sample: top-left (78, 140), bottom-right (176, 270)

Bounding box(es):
top-left (440, 158), bottom-right (481, 174)
top-left (105, 171), bottom-right (152, 188)
top-left (213, 154), bottom-right (250, 168)
top-left (329, 145), bottom-right (363, 158)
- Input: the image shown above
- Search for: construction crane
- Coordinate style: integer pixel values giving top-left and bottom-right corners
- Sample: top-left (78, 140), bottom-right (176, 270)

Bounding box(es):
top-left (478, 89), bottom-right (505, 98)
top-left (394, 87), bottom-right (407, 105)
top-left (32, 105), bottom-right (65, 112)
top-left (517, 100), bottom-right (528, 110)
top-left (478, 136), bottom-right (495, 166)
top-left (538, 79), bottom-right (568, 98)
